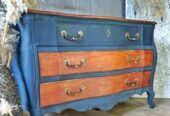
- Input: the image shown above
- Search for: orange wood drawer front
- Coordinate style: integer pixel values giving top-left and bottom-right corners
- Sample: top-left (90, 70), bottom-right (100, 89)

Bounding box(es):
top-left (40, 71), bottom-right (151, 107)
top-left (39, 50), bottom-right (153, 77)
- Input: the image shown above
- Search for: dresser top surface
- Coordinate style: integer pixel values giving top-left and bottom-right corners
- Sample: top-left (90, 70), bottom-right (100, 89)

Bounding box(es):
top-left (28, 9), bottom-right (156, 24)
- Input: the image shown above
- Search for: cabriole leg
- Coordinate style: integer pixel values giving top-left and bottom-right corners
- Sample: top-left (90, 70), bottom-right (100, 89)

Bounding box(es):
top-left (147, 90), bottom-right (155, 109)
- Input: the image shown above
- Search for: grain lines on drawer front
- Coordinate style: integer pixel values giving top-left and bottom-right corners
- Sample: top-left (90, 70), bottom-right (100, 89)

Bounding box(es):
top-left (39, 50), bottom-right (153, 77)
top-left (40, 71), bottom-right (151, 107)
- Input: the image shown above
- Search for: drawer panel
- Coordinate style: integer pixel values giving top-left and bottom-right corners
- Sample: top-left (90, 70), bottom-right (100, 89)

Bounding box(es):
top-left (35, 20), bottom-right (152, 47)
top-left (40, 71), bottom-right (151, 107)
top-left (39, 50), bottom-right (153, 77)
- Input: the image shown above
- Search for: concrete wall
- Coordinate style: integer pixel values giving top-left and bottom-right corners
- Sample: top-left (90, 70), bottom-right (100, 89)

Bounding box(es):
top-left (126, 0), bottom-right (170, 98)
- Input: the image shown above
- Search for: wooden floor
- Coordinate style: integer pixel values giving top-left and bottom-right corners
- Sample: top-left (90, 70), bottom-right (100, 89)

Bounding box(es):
top-left (45, 98), bottom-right (170, 116)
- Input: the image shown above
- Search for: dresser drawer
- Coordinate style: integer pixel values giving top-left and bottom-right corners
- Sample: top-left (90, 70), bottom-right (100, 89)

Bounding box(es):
top-left (39, 50), bottom-right (153, 77)
top-left (40, 71), bottom-right (151, 107)
top-left (35, 20), bottom-right (152, 47)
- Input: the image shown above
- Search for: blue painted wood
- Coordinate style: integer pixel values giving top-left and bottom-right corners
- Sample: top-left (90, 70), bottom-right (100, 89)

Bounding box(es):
top-left (15, 21), bottom-right (41, 116)
top-left (34, 14), bottom-right (153, 47)
top-left (40, 67), bottom-right (153, 83)
top-left (147, 34), bottom-right (157, 108)
top-left (10, 27), bottom-right (29, 111)
top-left (11, 13), bottom-right (157, 116)
top-left (37, 45), bottom-right (154, 52)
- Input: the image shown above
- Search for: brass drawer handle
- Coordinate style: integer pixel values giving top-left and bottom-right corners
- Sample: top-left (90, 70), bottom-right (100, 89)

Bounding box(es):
top-left (64, 58), bottom-right (87, 68)
top-left (61, 30), bottom-right (84, 41)
top-left (125, 78), bottom-right (139, 87)
top-left (127, 56), bottom-right (141, 64)
top-left (65, 85), bottom-right (86, 96)
top-left (125, 32), bottom-right (140, 41)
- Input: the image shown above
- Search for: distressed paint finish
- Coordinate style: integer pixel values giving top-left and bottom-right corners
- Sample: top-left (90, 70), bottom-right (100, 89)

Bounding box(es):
top-left (40, 71), bottom-right (151, 107)
top-left (126, 0), bottom-right (170, 98)
top-left (11, 10), bottom-right (157, 115)
top-left (39, 50), bottom-right (153, 77)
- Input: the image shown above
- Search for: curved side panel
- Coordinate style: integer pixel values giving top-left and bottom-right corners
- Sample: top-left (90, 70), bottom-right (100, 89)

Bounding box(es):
top-left (11, 22), bottom-right (29, 111)
top-left (19, 18), bottom-right (41, 116)
top-left (11, 18), bottom-right (41, 116)
top-left (147, 25), bottom-right (158, 108)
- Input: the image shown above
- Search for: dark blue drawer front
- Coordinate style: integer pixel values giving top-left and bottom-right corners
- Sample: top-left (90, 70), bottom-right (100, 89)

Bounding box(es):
top-left (143, 25), bottom-right (154, 45)
top-left (35, 19), bottom-right (153, 47)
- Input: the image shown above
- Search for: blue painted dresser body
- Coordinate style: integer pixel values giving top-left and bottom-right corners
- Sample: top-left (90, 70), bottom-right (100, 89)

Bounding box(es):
top-left (10, 11), bottom-right (157, 116)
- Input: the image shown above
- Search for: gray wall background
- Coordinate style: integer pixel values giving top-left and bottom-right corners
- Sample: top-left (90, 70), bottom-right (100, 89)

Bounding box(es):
top-left (35, 0), bottom-right (125, 17)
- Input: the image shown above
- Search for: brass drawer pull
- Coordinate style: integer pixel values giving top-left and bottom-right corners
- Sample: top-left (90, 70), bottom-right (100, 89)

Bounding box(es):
top-left (125, 32), bottom-right (140, 41)
top-left (125, 78), bottom-right (139, 87)
top-left (64, 58), bottom-right (87, 68)
top-left (65, 85), bottom-right (86, 96)
top-left (61, 30), bottom-right (84, 41)
top-left (128, 56), bottom-right (141, 64)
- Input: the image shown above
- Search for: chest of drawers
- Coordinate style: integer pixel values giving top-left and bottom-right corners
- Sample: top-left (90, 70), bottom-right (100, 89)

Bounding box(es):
top-left (11, 10), bottom-right (157, 116)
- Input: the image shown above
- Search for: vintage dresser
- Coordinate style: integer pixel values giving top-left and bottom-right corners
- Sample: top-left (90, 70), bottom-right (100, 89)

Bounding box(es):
top-left (11, 10), bottom-right (157, 116)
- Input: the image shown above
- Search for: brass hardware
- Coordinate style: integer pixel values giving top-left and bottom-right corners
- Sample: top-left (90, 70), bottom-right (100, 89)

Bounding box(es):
top-left (65, 85), bottom-right (86, 96)
top-left (125, 32), bottom-right (140, 41)
top-left (64, 58), bottom-right (87, 68)
top-left (106, 29), bottom-right (112, 38)
top-left (127, 56), bottom-right (141, 64)
top-left (61, 30), bottom-right (84, 41)
top-left (125, 78), bottom-right (138, 87)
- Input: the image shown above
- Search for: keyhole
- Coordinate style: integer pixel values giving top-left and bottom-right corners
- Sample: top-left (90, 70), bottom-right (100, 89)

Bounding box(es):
top-left (106, 29), bottom-right (111, 38)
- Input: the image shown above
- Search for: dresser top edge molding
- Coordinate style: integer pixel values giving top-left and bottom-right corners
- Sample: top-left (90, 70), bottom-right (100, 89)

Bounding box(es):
top-left (27, 9), bottom-right (157, 24)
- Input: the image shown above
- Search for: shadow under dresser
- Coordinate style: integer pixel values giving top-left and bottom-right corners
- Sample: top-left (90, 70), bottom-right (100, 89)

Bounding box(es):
top-left (11, 9), bottom-right (157, 116)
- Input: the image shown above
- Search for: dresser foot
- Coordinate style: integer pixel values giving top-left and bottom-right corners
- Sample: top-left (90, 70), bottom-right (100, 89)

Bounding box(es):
top-left (147, 91), bottom-right (155, 109)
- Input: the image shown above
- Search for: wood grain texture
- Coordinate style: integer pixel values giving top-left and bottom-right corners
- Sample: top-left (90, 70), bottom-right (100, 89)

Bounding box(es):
top-left (40, 71), bottom-right (151, 107)
top-left (39, 50), bottom-right (153, 77)
top-left (28, 9), bottom-right (156, 24)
